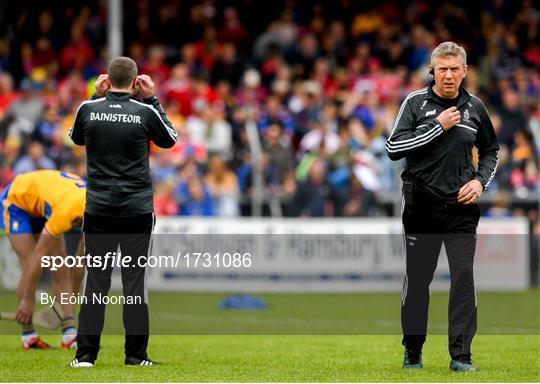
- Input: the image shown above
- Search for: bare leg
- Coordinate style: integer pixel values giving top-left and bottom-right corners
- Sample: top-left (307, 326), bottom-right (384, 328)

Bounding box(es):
top-left (8, 234), bottom-right (37, 304)
top-left (8, 234), bottom-right (37, 335)
top-left (49, 235), bottom-right (74, 318)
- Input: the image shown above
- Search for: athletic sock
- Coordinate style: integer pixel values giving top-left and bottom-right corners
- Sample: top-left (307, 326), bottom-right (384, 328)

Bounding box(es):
top-left (62, 316), bottom-right (77, 343)
top-left (21, 328), bottom-right (37, 344)
top-left (61, 316), bottom-right (75, 330)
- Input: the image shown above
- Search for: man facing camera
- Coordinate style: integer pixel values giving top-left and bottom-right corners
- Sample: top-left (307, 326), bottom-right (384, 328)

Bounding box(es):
top-left (386, 42), bottom-right (499, 372)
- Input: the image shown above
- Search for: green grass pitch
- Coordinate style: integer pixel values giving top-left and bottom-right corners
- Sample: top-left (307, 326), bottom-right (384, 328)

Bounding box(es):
top-left (1, 290), bottom-right (539, 382)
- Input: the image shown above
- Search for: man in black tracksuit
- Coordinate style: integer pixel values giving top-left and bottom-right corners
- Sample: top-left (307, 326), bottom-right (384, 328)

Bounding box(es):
top-left (386, 42), bottom-right (499, 372)
top-left (69, 57), bottom-right (177, 367)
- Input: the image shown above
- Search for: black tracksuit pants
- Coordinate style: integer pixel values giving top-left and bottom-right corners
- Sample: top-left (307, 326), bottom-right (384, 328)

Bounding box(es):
top-left (401, 188), bottom-right (480, 359)
top-left (76, 213), bottom-right (154, 362)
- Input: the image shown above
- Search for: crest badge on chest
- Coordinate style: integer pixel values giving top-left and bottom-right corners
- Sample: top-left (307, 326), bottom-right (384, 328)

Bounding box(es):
top-left (463, 109), bottom-right (470, 121)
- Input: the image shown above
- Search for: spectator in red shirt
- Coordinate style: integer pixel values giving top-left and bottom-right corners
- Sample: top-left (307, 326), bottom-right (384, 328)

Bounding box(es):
top-left (0, 72), bottom-right (18, 117)
top-left (141, 45), bottom-right (170, 86)
top-left (218, 7), bottom-right (250, 52)
top-left (162, 63), bottom-right (194, 116)
top-left (154, 180), bottom-right (179, 216)
top-left (60, 22), bottom-right (94, 73)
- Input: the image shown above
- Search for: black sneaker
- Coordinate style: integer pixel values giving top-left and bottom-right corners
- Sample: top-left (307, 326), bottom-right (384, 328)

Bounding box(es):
top-left (403, 347), bottom-right (423, 369)
top-left (70, 354), bottom-right (95, 368)
top-left (125, 356), bottom-right (160, 366)
top-left (450, 355), bottom-right (479, 372)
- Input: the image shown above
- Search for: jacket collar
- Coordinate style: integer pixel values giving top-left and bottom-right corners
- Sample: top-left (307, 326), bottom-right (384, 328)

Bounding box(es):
top-left (426, 80), bottom-right (471, 109)
top-left (105, 91), bottom-right (132, 101)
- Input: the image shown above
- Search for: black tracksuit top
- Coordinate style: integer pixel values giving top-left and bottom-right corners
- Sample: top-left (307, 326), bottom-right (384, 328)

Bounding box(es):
top-left (385, 83), bottom-right (499, 203)
top-left (69, 91), bottom-right (177, 216)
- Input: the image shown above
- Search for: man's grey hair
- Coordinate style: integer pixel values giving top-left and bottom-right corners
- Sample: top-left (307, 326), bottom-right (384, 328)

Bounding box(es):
top-left (430, 41), bottom-right (467, 66)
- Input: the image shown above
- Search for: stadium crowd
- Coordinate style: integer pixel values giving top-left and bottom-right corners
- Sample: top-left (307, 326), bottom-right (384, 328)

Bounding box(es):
top-left (1, 0), bottom-right (538, 221)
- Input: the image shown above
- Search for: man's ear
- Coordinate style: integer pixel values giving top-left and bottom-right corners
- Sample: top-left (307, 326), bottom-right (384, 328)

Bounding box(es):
top-left (463, 64), bottom-right (468, 78)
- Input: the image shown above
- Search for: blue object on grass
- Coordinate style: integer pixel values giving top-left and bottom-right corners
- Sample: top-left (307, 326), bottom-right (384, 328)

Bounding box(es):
top-left (219, 294), bottom-right (267, 309)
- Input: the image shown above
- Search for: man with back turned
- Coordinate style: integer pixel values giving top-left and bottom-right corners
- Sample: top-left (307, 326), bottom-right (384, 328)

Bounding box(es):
top-left (69, 56), bottom-right (177, 367)
top-left (386, 42), bottom-right (499, 372)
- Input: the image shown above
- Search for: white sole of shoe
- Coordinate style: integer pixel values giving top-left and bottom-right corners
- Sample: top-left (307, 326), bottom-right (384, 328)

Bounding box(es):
top-left (70, 361), bottom-right (94, 368)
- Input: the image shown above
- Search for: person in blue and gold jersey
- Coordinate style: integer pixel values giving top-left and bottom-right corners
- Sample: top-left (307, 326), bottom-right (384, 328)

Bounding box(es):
top-left (0, 170), bottom-right (86, 350)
